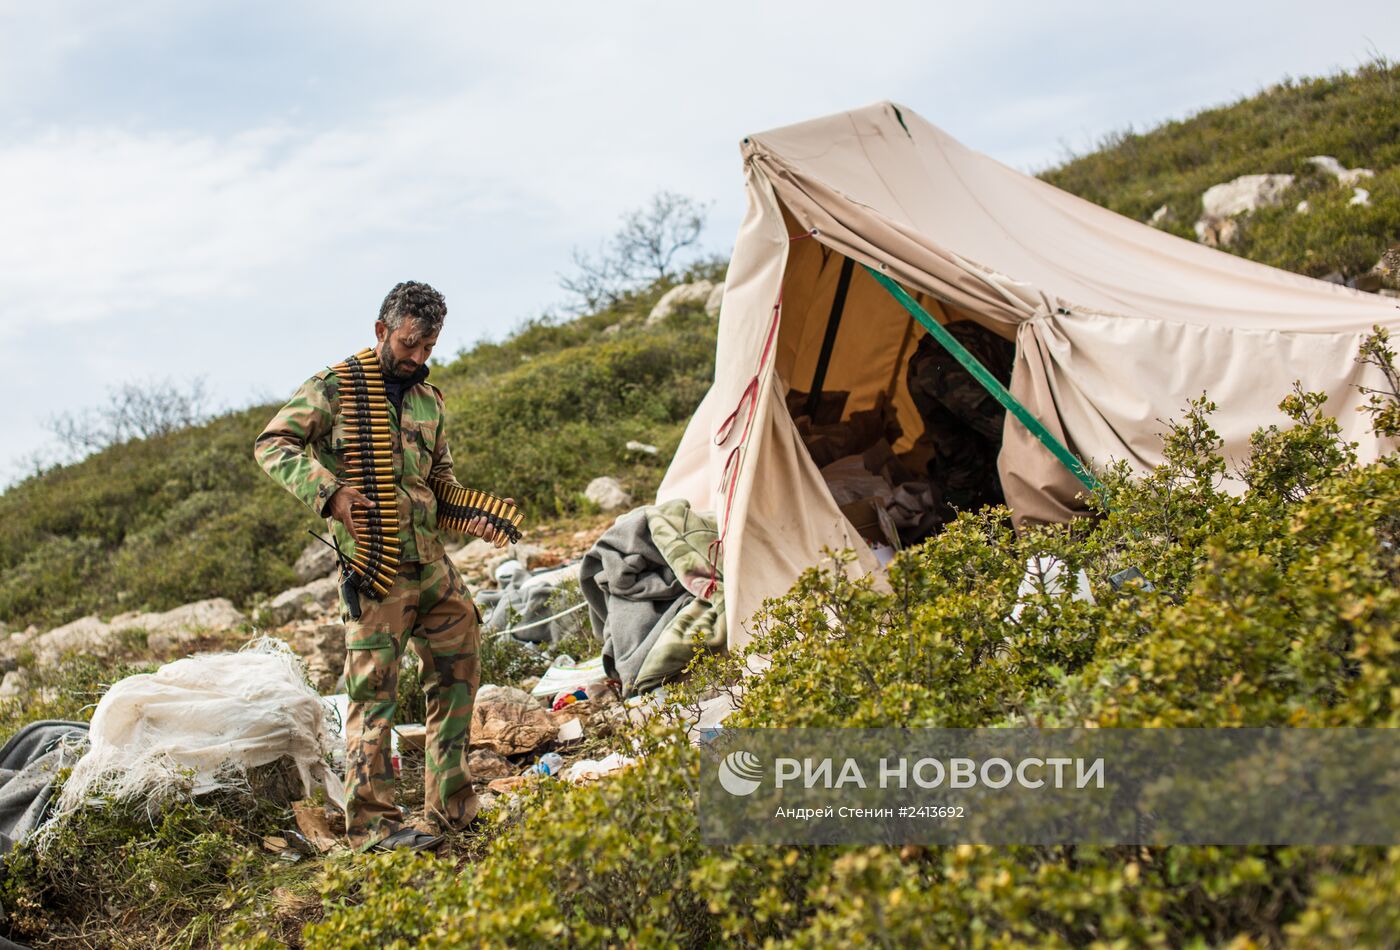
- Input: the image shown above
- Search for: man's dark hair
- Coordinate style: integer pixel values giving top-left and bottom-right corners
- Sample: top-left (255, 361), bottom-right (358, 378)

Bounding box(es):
top-left (379, 281), bottom-right (447, 334)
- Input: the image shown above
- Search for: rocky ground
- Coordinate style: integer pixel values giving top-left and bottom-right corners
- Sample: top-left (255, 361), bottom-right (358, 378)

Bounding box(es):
top-left (0, 512), bottom-right (625, 835)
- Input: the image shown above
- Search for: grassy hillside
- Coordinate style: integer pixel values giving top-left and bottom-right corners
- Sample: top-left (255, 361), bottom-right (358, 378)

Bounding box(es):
top-left (0, 271), bottom-right (719, 630)
top-left (1042, 57), bottom-right (1400, 278)
top-left (2, 60), bottom-right (1399, 950)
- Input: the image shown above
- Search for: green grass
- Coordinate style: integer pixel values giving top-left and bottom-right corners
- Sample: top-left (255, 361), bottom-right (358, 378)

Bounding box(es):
top-left (0, 274), bottom-right (719, 631)
top-left (1041, 57), bottom-right (1400, 278)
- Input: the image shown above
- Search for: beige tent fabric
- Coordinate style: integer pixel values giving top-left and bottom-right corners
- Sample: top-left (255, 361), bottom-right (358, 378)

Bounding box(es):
top-left (661, 101), bottom-right (1400, 651)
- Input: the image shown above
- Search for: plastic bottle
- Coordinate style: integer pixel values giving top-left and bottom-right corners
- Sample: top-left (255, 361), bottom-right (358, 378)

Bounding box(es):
top-left (533, 751), bottom-right (564, 777)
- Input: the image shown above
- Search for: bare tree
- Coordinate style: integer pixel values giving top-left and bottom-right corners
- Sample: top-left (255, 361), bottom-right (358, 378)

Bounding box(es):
top-left (559, 190), bottom-right (709, 313)
top-left (616, 191), bottom-right (707, 284)
top-left (45, 377), bottom-right (215, 457)
top-left (559, 245), bottom-right (629, 314)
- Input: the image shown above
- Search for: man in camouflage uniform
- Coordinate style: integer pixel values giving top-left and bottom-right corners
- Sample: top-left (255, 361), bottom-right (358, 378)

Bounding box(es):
top-left (254, 281), bottom-right (501, 851)
top-left (906, 318), bottom-right (1016, 521)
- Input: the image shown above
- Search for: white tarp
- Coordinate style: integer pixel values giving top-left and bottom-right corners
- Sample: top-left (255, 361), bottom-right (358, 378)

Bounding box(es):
top-left (53, 639), bottom-right (341, 818)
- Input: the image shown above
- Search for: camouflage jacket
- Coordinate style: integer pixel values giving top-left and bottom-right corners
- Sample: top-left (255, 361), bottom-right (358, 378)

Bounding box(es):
top-left (254, 363), bottom-right (458, 565)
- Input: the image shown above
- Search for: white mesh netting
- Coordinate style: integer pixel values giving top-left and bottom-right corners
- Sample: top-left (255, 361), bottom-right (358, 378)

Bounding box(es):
top-left (52, 638), bottom-right (342, 820)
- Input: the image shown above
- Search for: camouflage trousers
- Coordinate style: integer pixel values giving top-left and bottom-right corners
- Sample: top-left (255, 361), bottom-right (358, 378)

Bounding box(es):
top-left (340, 555), bottom-right (481, 848)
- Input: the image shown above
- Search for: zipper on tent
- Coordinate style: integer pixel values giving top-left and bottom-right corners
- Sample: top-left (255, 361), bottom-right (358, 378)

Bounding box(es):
top-left (863, 264), bottom-right (1105, 499)
top-left (805, 256), bottom-right (855, 418)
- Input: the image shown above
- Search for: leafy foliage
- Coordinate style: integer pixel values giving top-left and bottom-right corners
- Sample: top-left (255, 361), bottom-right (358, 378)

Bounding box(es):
top-left (280, 334), bottom-right (1400, 948)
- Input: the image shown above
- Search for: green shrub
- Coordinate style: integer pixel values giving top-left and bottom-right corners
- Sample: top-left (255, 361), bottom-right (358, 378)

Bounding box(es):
top-left (290, 328), bottom-right (1400, 948)
top-left (444, 315), bottom-right (716, 517)
top-left (0, 788), bottom-right (293, 949)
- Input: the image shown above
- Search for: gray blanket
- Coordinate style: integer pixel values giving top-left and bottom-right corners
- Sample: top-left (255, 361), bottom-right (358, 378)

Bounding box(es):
top-left (477, 563), bottom-right (582, 645)
top-left (582, 507), bottom-right (688, 696)
top-left (0, 720), bottom-right (89, 855)
top-left (580, 500), bottom-right (724, 697)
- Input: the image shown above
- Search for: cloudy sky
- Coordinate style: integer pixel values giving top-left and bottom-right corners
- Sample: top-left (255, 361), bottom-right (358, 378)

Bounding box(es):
top-left (2, 1), bottom-right (1397, 481)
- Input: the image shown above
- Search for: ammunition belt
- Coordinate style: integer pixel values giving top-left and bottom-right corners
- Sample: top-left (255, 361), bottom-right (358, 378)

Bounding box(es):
top-left (429, 477), bottom-right (524, 548)
top-left (332, 347), bottom-right (400, 599)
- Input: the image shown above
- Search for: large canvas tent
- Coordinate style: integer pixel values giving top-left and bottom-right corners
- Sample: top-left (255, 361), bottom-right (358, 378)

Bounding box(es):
top-left (657, 102), bottom-right (1400, 651)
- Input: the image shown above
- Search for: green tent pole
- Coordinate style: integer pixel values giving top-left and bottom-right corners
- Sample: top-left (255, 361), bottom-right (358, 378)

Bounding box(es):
top-left (863, 264), bottom-right (1104, 498)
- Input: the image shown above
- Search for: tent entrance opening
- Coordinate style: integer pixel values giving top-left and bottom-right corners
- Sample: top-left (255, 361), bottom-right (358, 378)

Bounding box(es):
top-left (774, 239), bottom-right (1016, 552)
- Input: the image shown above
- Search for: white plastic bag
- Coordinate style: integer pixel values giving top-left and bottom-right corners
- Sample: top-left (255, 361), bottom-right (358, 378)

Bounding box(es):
top-left (53, 638), bottom-right (341, 818)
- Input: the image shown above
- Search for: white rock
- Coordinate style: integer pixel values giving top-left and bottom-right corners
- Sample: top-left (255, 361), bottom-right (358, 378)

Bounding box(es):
top-left (625, 440), bottom-right (659, 455)
top-left (0, 670), bottom-right (31, 699)
top-left (1148, 204), bottom-right (1173, 226)
top-left (1296, 200), bottom-right (1310, 214)
top-left (585, 476), bottom-right (633, 512)
top-left (1350, 188), bottom-right (1371, 208)
top-left (33, 616), bottom-right (117, 665)
top-left (601, 323), bottom-right (622, 336)
top-left (450, 538), bottom-right (499, 572)
top-left (468, 748), bottom-right (517, 780)
top-left (127, 599), bottom-right (248, 654)
top-left (1194, 215), bottom-right (1241, 249)
top-left (1201, 174), bottom-right (1294, 219)
top-left (1307, 156), bottom-right (1374, 187)
top-left (293, 540), bottom-right (338, 583)
top-left (705, 281), bottom-right (725, 317)
top-left (646, 281), bottom-right (714, 325)
top-left (260, 576), bottom-right (340, 627)
top-left (0, 630), bottom-right (33, 665)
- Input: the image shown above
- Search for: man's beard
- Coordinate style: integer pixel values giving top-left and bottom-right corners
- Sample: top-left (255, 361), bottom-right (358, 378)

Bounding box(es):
top-left (377, 346), bottom-right (414, 380)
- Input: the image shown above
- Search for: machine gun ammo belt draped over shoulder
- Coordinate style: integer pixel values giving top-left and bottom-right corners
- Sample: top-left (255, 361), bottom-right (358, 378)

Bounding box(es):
top-left (333, 347), bottom-right (401, 600)
top-left (329, 347), bottom-right (527, 611)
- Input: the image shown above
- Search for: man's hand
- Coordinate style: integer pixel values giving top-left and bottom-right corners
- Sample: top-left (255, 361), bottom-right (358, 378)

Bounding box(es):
top-left (467, 497), bottom-right (515, 544)
top-left (327, 485), bottom-right (376, 543)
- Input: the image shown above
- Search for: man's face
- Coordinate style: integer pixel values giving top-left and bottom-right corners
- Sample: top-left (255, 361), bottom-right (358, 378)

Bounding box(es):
top-left (375, 319), bottom-right (440, 378)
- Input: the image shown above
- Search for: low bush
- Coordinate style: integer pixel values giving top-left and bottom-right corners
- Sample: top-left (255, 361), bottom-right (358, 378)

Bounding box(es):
top-left (286, 333), bottom-right (1400, 947)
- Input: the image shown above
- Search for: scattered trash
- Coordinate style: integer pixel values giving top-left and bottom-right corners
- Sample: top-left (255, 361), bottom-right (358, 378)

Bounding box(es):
top-left (1007, 556), bottom-right (1095, 623)
top-left (531, 655), bottom-right (608, 698)
top-left (468, 749), bottom-right (516, 780)
top-left (1108, 567), bottom-right (1155, 592)
top-left (625, 440), bottom-right (659, 455)
top-left (563, 753), bottom-right (636, 783)
top-left (551, 686), bottom-right (589, 710)
top-left (262, 834), bottom-right (289, 853)
top-left (479, 563), bottom-right (587, 644)
top-left (472, 684), bottom-right (559, 755)
top-left (486, 775), bottom-right (534, 794)
top-left (292, 801), bottom-right (338, 853)
top-left (533, 752), bottom-right (565, 777)
top-left (394, 723), bottom-right (426, 752)
top-left (283, 829), bottom-right (316, 855)
top-left (494, 559), bottom-right (522, 584)
top-left (555, 718), bottom-right (584, 743)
